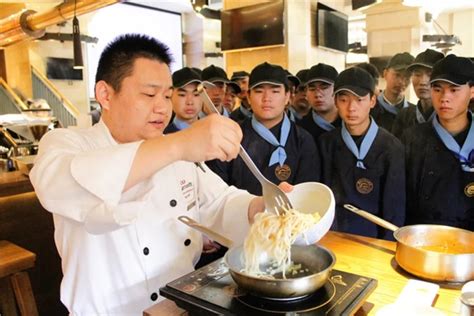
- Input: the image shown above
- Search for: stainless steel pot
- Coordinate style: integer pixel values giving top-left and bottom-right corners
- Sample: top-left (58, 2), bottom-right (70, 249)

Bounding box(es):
top-left (344, 204), bottom-right (474, 282)
top-left (178, 216), bottom-right (336, 298)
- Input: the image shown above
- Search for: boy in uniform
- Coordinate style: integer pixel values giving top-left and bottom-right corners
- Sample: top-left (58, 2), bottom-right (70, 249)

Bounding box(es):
top-left (211, 62), bottom-right (319, 195)
top-left (229, 71), bottom-right (253, 123)
top-left (298, 63), bottom-right (340, 143)
top-left (285, 70), bottom-right (307, 122)
top-left (404, 55), bottom-right (474, 230)
top-left (371, 52), bottom-right (415, 132)
top-left (164, 67), bottom-right (202, 134)
top-left (318, 67), bottom-right (406, 239)
top-left (223, 81), bottom-right (241, 114)
top-left (201, 64), bottom-right (230, 117)
top-left (392, 49), bottom-right (444, 138)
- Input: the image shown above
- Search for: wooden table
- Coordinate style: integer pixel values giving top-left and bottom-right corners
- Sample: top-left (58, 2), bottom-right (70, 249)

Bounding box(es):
top-left (144, 231), bottom-right (463, 316)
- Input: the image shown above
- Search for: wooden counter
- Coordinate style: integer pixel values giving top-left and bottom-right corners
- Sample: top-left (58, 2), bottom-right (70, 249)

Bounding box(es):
top-left (0, 170), bottom-right (33, 197)
top-left (144, 231), bottom-right (463, 316)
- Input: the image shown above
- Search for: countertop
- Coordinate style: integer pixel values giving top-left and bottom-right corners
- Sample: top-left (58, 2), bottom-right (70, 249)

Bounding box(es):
top-left (143, 231), bottom-right (463, 315)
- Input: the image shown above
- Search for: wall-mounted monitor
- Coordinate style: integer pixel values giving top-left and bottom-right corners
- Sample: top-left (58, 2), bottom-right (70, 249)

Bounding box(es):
top-left (316, 3), bottom-right (348, 53)
top-left (221, 0), bottom-right (285, 52)
top-left (46, 57), bottom-right (83, 80)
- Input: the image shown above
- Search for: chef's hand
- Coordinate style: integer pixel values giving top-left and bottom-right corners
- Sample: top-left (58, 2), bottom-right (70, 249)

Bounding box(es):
top-left (247, 182), bottom-right (294, 223)
top-left (176, 114), bottom-right (242, 162)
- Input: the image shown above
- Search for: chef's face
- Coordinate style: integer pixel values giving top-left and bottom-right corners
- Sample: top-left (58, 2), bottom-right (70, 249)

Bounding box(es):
top-left (98, 57), bottom-right (173, 142)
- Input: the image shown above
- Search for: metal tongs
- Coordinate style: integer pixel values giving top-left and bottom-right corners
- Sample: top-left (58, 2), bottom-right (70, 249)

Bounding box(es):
top-left (197, 82), bottom-right (293, 215)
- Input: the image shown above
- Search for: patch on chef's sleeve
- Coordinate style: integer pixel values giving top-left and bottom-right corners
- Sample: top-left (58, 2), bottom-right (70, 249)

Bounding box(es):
top-left (180, 179), bottom-right (196, 207)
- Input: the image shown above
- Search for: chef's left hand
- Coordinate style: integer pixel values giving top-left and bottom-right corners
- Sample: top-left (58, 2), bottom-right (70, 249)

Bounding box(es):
top-left (247, 182), bottom-right (293, 223)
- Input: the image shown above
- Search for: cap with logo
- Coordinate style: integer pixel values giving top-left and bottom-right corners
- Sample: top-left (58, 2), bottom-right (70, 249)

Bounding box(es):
top-left (231, 71), bottom-right (250, 81)
top-left (249, 62), bottom-right (289, 90)
top-left (407, 49), bottom-right (444, 71)
top-left (430, 54), bottom-right (474, 86)
top-left (386, 52), bottom-right (415, 71)
top-left (172, 67), bottom-right (202, 88)
top-left (202, 65), bottom-right (229, 83)
top-left (334, 67), bottom-right (375, 98)
top-left (306, 63), bottom-right (339, 85)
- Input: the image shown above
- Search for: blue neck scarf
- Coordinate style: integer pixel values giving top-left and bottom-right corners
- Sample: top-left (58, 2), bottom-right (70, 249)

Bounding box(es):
top-left (312, 110), bottom-right (335, 131)
top-left (251, 114), bottom-right (291, 167)
top-left (341, 118), bottom-right (379, 169)
top-left (239, 105), bottom-right (252, 118)
top-left (172, 117), bottom-right (190, 130)
top-left (415, 102), bottom-right (435, 123)
top-left (222, 107), bottom-right (230, 118)
top-left (377, 92), bottom-right (408, 115)
top-left (432, 113), bottom-right (474, 172)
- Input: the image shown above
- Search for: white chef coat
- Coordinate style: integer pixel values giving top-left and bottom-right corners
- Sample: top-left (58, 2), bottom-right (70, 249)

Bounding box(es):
top-left (30, 120), bottom-right (255, 315)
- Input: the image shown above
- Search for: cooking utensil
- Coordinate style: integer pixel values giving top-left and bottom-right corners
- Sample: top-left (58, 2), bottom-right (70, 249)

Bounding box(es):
top-left (344, 204), bottom-right (474, 282)
top-left (177, 216), bottom-right (233, 248)
top-left (197, 83), bottom-right (293, 215)
top-left (178, 215), bottom-right (336, 298)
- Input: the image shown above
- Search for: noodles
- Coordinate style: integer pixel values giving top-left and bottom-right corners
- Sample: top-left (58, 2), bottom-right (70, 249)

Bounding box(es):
top-left (242, 208), bottom-right (320, 278)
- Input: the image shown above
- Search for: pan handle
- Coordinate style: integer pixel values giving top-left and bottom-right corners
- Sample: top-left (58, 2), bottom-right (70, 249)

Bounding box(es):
top-left (178, 216), bottom-right (234, 248)
top-left (343, 204), bottom-right (400, 232)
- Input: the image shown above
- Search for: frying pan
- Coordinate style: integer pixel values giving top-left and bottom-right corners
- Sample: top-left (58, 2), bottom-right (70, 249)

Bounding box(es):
top-left (178, 215), bottom-right (336, 298)
top-left (344, 204), bottom-right (474, 282)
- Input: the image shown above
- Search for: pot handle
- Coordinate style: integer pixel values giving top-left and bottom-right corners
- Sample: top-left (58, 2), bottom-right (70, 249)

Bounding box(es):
top-left (343, 204), bottom-right (399, 232)
top-left (178, 216), bottom-right (234, 248)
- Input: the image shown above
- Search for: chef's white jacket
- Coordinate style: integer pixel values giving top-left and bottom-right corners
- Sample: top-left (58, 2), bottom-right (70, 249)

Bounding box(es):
top-left (30, 120), bottom-right (255, 315)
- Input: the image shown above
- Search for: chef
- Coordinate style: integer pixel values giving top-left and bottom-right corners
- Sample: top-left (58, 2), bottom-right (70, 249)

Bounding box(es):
top-left (30, 34), bottom-right (274, 315)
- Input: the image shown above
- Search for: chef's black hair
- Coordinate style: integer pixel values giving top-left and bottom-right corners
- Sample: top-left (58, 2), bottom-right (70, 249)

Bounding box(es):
top-left (95, 33), bottom-right (173, 92)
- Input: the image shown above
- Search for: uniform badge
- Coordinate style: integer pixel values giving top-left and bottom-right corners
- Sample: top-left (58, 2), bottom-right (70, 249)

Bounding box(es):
top-left (275, 164), bottom-right (291, 181)
top-left (356, 178), bottom-right (374, 194)
top-left (465, 182), bottom-right (474, 197)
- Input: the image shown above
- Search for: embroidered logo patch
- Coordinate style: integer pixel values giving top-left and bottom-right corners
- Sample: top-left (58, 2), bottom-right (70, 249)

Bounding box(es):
top-left (275, 164), bottom-right (291, 181)
top-left (465, 182), bottom-right (474, 197)
top-left (356, 178), bottom-right (374, 194)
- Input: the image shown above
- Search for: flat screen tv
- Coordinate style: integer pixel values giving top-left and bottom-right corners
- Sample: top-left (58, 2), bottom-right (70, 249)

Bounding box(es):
top-left (221, 0), bottom-right (285, 52)
top-left (46, 57), bottom-right (83, 80)
top-left (316, 3), bottom-right (348, 53)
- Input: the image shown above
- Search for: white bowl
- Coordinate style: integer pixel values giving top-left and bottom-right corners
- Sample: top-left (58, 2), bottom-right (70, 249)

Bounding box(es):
top-left (286, 182), bottom-right (335, 244)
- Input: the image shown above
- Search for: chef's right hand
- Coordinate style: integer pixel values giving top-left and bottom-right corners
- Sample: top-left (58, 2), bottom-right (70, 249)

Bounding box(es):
top-left (176, 114), bottom-right (242, 162)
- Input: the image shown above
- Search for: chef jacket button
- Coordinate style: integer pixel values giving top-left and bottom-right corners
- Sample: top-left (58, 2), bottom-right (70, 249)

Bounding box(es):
top-left (184, 239), bottom-right (191, 246)
top-left (143, 247), bottom-right (149, 255)
top-left (170, 199), bottom-right (177, 207)
top-left (150, 292), bottom-right (158, 301)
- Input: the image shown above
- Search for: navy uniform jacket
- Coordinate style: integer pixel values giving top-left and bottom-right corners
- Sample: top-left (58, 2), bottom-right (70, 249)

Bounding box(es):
top-left (392, 101), bottom-right (434, 139)
top-left (209, 118), bottom-right (320, 195)
top-left (318, 128), bottom-right (406, 240)
top-left (297, 113), bottom-right (342, 144)
top-left (163, 122), bottom-right (179, 134)
top-left (229, 107), bottom-right (251, 125)
top-left (371, 99), bottom-right (415, 133)
top-left (403, 122), bottom-right (474, 230)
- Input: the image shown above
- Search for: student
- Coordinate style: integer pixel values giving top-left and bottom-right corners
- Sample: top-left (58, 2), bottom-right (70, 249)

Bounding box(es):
top-left (371, 52), bottom-right (415, 132)
top-left (298, 63), bottom-right (340, 143)
top-left (404, 55), bottom-right (474, 230)
top-left (392, 49), bottom-right (444, 138)
top-left (29, 34), bottom-right (286, 314)
top-left (164, 67), bottom-right (202, 134)
top-left (223, 80), bottom-right (241, 114)
top-left (229, 71), bottom-right (253, 124)
top-left (355, 62), bottom-right (381, 96)
top-left (201, 64), bottom-right (230, 117)
top-left (318, 67), bottom-right (405, 239)
top-left (285, 70), bottom-right (307, 122)
top-left (211, 62), bottom-right (320, 195)
top-left (290, 69), bottom-right (311, 122)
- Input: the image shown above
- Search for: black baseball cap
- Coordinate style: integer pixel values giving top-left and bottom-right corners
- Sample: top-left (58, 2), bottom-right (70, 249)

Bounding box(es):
top-left (295, 69), bottom-right (309, 86)
top-left (407, 49), bottom-right (444, 71)
top-left (226, 81), bottom-right (241, 94)
top-left (202, 65), bottom-right (228, 83)
top-left (306, 63), bottom-right (339, 85)
top-left (191, 67), bottom-right (202, 78)
top-left (334, 67), bottom-right (375, 98)
top-left (249, 62), bottom-right (289, 89)
top-left (172, 67), bottom-right (202, 88)
top-left (430, 54), bottom-right (474, 86)
top-left (285, 70), bottom-right (301, 87)
top-left (386, 52), bottom-right (415, 71)
top-left (231, 71), bottom-right (250, 81)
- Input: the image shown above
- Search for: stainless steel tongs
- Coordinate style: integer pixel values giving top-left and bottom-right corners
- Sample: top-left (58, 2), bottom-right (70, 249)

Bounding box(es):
top-left (197, 82), bottom-right (293, 215)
